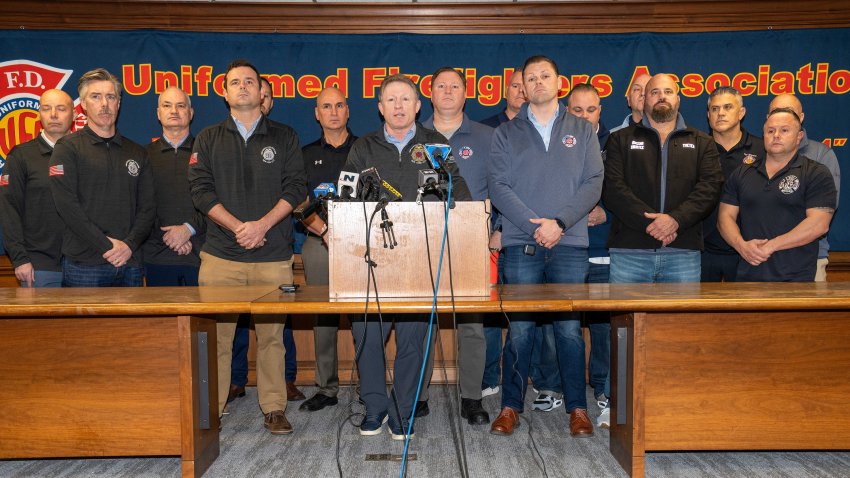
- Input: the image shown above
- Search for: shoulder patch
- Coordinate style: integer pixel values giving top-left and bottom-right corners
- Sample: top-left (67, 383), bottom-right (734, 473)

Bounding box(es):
top-left (189, 152), bottom-right (199, 165)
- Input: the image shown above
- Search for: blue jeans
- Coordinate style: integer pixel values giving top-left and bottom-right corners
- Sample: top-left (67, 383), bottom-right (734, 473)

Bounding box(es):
top-left (609, 250), bottom-right (701, 284)
top-left (529, 319), bottom-right (562, 395)
top-left (20, 270), bottom-right (63, 288)
top-left (586, 261), bottom-right (610, 398)
top-left (231, 315), bottom-right (297, 387)
top-left (144, 263), bottom-right (199, 286)
top-left (62, 258), bottom-right (143, 287)
top-left (500, 245), bottom-right (588, 412)
top-left (482, 318), bottom-right (503, 389)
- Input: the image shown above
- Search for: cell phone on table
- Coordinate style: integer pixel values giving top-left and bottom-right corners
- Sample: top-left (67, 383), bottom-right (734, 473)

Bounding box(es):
top-left (279, 283), bottom-right (299, 293)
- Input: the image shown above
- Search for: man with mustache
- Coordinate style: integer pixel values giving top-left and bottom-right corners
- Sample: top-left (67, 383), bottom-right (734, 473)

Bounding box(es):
top-left (603, 73), bottom-right (722, 284)
top-left (718, 107), bottom-right (836, 281)
top-left (49, 68), bottom-right (154, 287)
top-left (0, 89), bottom-right (74, 287)
top-left (142, 86), bottom-right (204, 287)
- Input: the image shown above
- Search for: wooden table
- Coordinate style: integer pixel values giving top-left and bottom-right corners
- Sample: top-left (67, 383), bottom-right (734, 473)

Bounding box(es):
top-left (4, 282), bottom-right (850, 478)
top-left (258, 282), bottom-right (850, 477)
top-left (0, 286), bottom-right (276, 478)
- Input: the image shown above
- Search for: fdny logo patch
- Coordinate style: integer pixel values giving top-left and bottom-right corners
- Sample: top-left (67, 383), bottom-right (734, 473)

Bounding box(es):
top-left (0, 174), bottom-right (9, 186)
top-left (459, 146), bottom-right (473, 159)
top-left (742, 153), bottom-right (757, 165)
top-left (261, 146), bottom-right (276, 163)
top-left (49, 164), bottom-right (64, 176)
top-left (630, 140), bottom-right (644, 150)
top-left (126, 159), bottom-right (140, 177)
top-left (562, 135), bottom-right (577, 148)
top-left (410, 144), bottom-right (428, 164)
top-left (0, 60), bottom-right (76, 162)
top-left (779, 174), bottom-right (800, 194)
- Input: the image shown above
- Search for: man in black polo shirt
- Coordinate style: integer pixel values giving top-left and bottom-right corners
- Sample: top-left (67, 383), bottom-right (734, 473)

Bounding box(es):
top-left (0, 89), bottom-right (74, 287)
top-left (188, 59), bottom-right (307, 434)
top-left (50, 68), bottom-right (154, 287)
top-left (142, 86), bottom-right (204, 286)
top-left (718, 108), bottom-right (836, 282)
top-left (702, 86), bottom-right (765, 282)
top-left (298, 86), bottom-right (357, 412)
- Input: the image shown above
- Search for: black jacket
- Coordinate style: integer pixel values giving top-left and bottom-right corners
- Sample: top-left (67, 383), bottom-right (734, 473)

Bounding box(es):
top-left (189, 116), bottom-right (307, 262)
top-left (49, 126), bottom-right (155, 265)
top-left (343, 123), bottom-right (471, 201)
top-left (142, 135), bottom-right (205, 266)
top-left (603, 118), bottom-right (723, 250)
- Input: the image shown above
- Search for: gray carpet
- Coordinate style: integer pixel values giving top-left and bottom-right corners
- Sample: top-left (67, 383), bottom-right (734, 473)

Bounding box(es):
top-left (2, 385), bottom-right (849, 478)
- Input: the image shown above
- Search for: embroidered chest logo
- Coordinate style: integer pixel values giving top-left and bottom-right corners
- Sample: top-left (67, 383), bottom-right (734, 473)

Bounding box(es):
top-left (459, 146), bottom-right (473, 159)
top-left (778, 174), bottom-right (800, 194)
top-left (0, 174), bottom-right (9, 186)
top-left (410, 144), bottom-right (428, 164)
top-left (126, 159), bottom-right (140, 177)
top-left (630, 140), bottom-right (644, 150)
top-left (314, 159), bottom-right (323, 166)
top-left (261, 146), bottom-right (276, 164)
top-left (189, 152), bottom-right (198, 165)
top-left (562, 135), bottom-right (577, 148)
top-left (682, 143), bottom-right (695, 149)
top-left (742, 153), bottom-right (757, 165)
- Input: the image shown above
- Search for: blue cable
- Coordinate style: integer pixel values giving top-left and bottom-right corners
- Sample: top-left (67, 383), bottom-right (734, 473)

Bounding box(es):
top-left (400, 173), bottom-right (452, 478)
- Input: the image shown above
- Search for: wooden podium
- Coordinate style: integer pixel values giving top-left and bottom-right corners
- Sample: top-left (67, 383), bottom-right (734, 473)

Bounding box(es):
top-left (327, 201), bottom-right (490, 298)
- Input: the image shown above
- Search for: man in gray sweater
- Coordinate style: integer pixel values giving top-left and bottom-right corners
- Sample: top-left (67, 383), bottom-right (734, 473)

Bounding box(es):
top-left (488, 55), bottom-right (603, 438)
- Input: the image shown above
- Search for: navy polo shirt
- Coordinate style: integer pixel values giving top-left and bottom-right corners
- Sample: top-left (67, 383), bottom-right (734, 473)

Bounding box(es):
top-left (422, 114), bottom-right (493, 201)
top-left (721, 153), bottom-right (836, 282)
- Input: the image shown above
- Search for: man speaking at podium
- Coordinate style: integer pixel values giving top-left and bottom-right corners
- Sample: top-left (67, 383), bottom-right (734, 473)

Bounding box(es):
top-left (342, 73), bottom-right (471, 440)
top-left (488, 55), bottom-right (604, 438)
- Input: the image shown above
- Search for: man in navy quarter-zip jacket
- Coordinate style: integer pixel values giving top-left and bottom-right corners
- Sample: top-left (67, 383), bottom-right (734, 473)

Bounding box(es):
top-left (603, 74), bottom-right (723, 283)
top-left (142, 87), bottom-right (204, 287)
top-left (49, 68), bottom-right (154, 287)
top-left (188, 59), bottom-right (307, 436)
top-left (488, 55), bottom-right (603, 439)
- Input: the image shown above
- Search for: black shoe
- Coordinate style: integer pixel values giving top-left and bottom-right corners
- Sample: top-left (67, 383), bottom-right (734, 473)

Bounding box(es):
top-left (461, 398), bottom-right (490, 425)
top-left (299, 393), bottom-right (339, 412)
top-left (414, 400), bottom-right (429, 418)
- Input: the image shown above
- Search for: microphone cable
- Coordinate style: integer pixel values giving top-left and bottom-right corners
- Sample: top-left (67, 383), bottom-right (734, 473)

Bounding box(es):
top-left (399, 174), bottom-right (452, 478)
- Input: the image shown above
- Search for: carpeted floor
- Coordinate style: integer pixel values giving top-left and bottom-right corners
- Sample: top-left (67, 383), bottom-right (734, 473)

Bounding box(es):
top-left (2, 385), bottom-right (849, 478)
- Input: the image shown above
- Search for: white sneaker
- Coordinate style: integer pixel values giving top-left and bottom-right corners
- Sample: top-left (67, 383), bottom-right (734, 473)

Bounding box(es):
top-left (482, 386), bottom-right (500, 398)
top-left (597, 396), bottom-right (608, 410)
top-left (597, 407), bottom-right (610, 429)
top-left (531, 393), bottom-right (563, 412)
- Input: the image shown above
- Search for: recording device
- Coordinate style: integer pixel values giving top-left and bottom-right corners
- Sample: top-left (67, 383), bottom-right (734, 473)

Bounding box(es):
top-left (313, 182), bottom-right (337, 200)
top-left (337, 171), bottom-right (360, 199)
top-left (294, 182), bottom-right (338, 233)
top-left (523, 244), bottom-right (536, 256)
top-left (424, 143), bottom-right (453, 171)
top-left (279, 283), bottom-right (299, 293)
top-left (358, 167), bottom-right (382, 201)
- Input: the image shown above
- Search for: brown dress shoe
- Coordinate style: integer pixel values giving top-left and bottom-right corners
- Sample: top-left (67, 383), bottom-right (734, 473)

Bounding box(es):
top-left (286, 381), bottom-right (306, 401)
top-left (227, 384), bottom-right (246, 404)
top-left (264, 410), bottom-right (293, 435)
top-left (490, 407), bottom-right (520, 436)
top-left (569, 408), bottom-right (594, 438)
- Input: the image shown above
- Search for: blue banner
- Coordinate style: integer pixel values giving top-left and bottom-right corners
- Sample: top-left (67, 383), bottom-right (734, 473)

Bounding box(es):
top-left (1, 29), bottom-right (848, 249)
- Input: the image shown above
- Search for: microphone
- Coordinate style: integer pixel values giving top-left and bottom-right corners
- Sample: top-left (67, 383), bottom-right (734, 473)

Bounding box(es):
top-left (313, 182), bottom-right (337, 200)
top-left (424, 144), bottom-right (453, 171)
top-left (337, 171), bottom-right (360, 200)
top-left (380, 178), bottom-right (403, 202)
top-left (359, 167), bottom-right (382, 201)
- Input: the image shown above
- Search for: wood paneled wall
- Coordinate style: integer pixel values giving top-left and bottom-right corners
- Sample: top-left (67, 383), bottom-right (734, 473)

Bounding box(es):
top-left (1, 1), bottom-right (849, 34)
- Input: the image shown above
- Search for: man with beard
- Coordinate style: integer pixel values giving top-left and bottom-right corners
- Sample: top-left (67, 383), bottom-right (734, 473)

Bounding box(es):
top-left (718, 107), bottom-right (835, 282)
top-left (603, 73), bottom-right (722, 284)
top-left (49, 68), bottom-right (155, 287)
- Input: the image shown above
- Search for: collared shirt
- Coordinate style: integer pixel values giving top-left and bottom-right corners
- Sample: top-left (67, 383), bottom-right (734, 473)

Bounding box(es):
top-left (40, 131), bottom-right (56, 148)
top-left (302, 129), bottom-right (357, 191)
top-left (163, 132), bottom-right (190, 150)
top-left (528, 103), bottom-right (560, 151)
top-left (232, 115), bottom-right (262, 142)
top-left (384, 124), bottom-right (416, 153)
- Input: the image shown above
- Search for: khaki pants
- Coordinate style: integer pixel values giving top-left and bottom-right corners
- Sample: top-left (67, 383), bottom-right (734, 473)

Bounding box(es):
top-left (815, 257), bottom-right (828, 282)
top-left (198, 251), bottom-right (293, 416)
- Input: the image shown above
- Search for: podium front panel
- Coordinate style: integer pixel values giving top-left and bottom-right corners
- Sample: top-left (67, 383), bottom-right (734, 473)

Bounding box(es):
top-left (327, 201), bottom-right (490, 298)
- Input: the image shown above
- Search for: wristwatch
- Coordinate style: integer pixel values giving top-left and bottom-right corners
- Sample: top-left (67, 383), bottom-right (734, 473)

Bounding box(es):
top-left (554, 218), bottom-right (567, 231)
